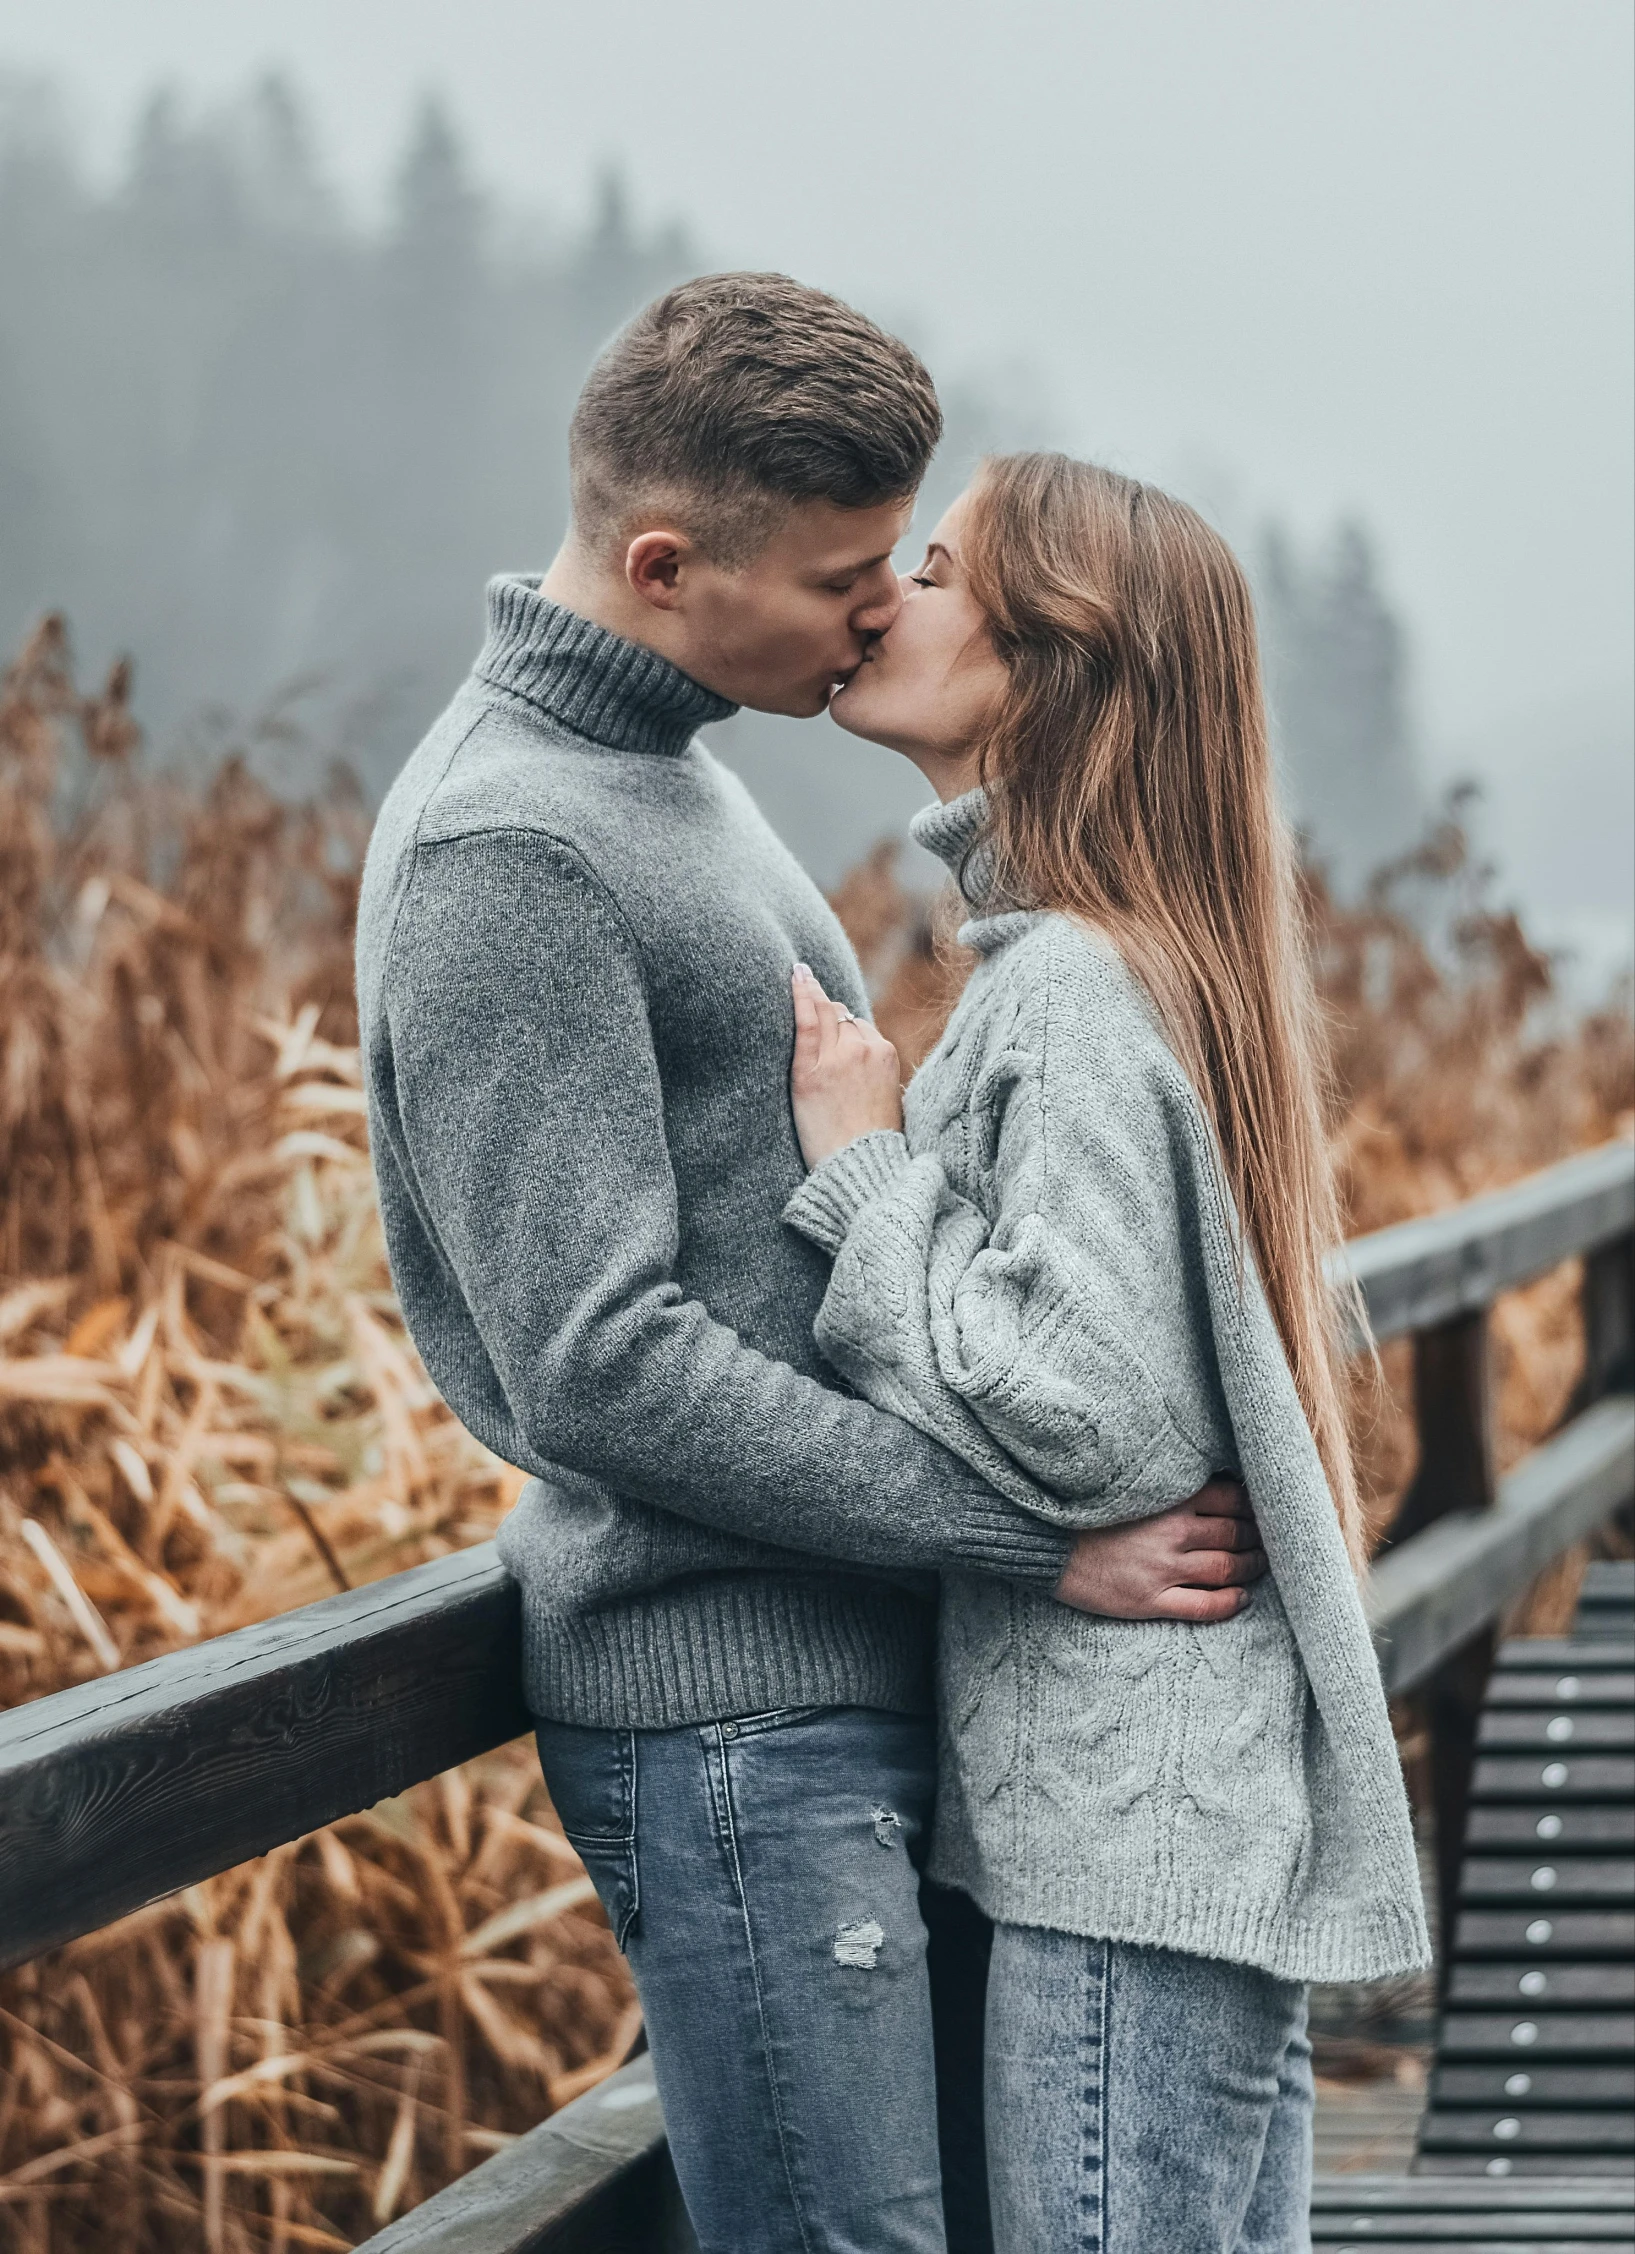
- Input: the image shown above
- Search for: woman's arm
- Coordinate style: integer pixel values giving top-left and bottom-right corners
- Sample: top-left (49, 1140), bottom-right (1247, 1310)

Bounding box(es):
top-left (784, 968), bottom-right (1226, 1535)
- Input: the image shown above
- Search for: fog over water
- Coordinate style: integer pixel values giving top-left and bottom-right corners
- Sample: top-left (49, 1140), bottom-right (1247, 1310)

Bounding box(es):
top-left (3, 0), bottom-right (1630, 974)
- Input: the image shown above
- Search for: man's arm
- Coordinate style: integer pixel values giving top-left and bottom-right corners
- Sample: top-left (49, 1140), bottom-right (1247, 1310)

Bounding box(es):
top-left (385, 829), bottom-right (1071, 1586)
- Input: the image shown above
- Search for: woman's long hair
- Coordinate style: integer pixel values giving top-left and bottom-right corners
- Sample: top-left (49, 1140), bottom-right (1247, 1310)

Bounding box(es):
top-left (962, 453), bottom-right (1366, 1570)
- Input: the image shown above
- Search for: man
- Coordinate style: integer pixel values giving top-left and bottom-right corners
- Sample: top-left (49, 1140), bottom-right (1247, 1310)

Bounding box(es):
top-left (357, 272), bottom-right (1262, 2251)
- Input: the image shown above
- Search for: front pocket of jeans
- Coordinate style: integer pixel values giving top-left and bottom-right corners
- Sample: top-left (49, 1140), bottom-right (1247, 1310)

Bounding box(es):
top-left (535, 1724), bottom-right (640, 1947)
top-left (568, 1833), bottom-right (639, 1950)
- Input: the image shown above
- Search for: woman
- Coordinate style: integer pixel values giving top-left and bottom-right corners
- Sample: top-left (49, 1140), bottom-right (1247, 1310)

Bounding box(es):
top-left (783, 455), bottom-right (1428, 2252)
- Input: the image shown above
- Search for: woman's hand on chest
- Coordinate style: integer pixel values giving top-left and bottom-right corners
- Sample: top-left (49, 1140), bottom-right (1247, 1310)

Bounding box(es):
top-left (790, 965), bottom-right (905, 1169)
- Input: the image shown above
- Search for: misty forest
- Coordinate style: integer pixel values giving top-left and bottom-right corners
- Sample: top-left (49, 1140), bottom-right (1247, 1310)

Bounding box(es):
top-left (0, 74), bottom-right (1423, 890)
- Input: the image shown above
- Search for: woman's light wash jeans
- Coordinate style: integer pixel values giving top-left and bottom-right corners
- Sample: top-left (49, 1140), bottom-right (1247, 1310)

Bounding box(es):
top-left (982, 1924), bottom-right (1313, 2254)
top-left (536, 1704), bottom-right (970, 2254)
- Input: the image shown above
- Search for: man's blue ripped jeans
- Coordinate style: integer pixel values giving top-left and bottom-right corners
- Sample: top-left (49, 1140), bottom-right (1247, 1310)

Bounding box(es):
top-left (535, 1705), bottom-right (949, 2254)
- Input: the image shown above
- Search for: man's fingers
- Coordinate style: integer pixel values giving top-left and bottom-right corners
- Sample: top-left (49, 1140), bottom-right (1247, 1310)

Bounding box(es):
top-left (1188, 1544), bottom-right (1267, 1588)
top-left (1148, 1532), bottom-right (1267, 1586)
top-left (1155, 1584), bottom-right (1251, 1624)
top-left (1179, 1510), bottom-right (1257, 1553)
top-left (1188, 1478), bottom-right (1253, 1518)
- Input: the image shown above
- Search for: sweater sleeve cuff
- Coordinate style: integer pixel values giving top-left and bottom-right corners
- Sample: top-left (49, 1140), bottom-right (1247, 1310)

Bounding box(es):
top-left (944, 1496), bottom-right (1075, 1588)
top-left (781, 1129), bottom-right (913, 1256)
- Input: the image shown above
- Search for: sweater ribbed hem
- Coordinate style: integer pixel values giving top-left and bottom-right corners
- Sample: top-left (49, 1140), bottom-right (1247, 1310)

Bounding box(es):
top-left (930, 1840), bottom-right (1433, 1985)
top-left (517, 1570), bottom-right (937, 1729)
top-left (783, 1131), bottom-right (914, 1256)
top-left (476, 576), bottom-right (737, 759)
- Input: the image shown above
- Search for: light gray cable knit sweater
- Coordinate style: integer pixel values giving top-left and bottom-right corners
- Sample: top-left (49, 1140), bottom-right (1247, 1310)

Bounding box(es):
top-left (783, 788), bottom-right (1430, 1984)
top-left (356, 580), bottom-right (1074, 1732)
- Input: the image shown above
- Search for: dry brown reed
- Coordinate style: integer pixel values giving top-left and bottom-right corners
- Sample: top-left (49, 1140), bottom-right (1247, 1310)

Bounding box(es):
top-left (1, 621), bottom-right (1631, 2243)
top-left (0, 623), bottom-right (634, 2251)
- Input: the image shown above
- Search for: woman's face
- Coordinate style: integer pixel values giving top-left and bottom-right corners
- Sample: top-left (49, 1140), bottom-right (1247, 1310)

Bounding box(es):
top-left (827, 491), bottom-right (1008, 795)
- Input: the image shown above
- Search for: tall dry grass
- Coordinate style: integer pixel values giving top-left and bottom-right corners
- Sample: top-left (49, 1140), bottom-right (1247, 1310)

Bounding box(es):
top-left (0, 621), bottom-right (1631, 2244)
top-left (0, 623), bottom-right (635, 2252)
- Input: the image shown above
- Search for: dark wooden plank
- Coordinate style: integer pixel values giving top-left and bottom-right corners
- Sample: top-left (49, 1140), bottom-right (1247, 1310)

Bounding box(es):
top-left (1448, 1965), bottom-right (1635, 2007)
top-left (1340, 1142), bottom-right (1635, 1346)
top-left (1439, 2011), bottom-right (1635, 2059)
top-left (1459, 1859), bottom-right (1634, 1906)
top-left (1317, 2226), bottom-right (1632, 2244)
top-left (1311, 2178), bottom-right (1634, 2209)
top-left (1312, 2172), bottom-right (1635, 2238)
top-left (1418, 2152), bottom-right (1635, 2176)
top-left (1369, 1399), bottom-right (1635, 1697)
top-left (355, 2058), bottom-right (690, 2254)
top-left (1420, 2113), bottom-right (1634, 2152)
top-left (1466, 1810), bottom-right (1635, 1849)
top-left (0, 1542), bottom-right (531, 1970)
top-left (1497, 1649), bottom-right (1632, 1685)
top-left (1480, 1717), bottom-right (1635, 1751)
top-left (1454, 1913), bottom-right (1635, 1959)
top-left (1471, 1762), bottom-right (1635, 1805)
top-left (1581, 1563), bottom-right (1635, 1607)
top-left (1311, 2238), bottom-right (1635, 2251)
top-left (1487, 1675), bottom-right (1635, 1710)
top-left (1434, 2065), bottom-right (1635, 2107)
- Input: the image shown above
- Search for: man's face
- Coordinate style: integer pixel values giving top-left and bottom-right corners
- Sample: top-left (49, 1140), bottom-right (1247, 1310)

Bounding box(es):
top-left (659, 496), bottom-right (914, 717)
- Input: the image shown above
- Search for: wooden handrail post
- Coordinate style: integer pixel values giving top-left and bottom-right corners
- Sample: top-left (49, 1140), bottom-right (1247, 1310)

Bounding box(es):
top-left (1575, 1226), bottom-right (1634, 1413)
top-left (1385, 1308), bottom-right (1499, 1974)
top-left (1394, 1309), bottom-right (1499, 1545)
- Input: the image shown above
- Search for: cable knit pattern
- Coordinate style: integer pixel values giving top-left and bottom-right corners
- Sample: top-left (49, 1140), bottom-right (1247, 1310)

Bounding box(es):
top-left (783, 787), bottom-right (1430, 1983)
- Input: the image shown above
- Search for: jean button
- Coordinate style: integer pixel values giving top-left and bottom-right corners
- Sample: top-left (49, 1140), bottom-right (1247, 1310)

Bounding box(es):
top-left (721, 1721), bottom-right (738, 1740)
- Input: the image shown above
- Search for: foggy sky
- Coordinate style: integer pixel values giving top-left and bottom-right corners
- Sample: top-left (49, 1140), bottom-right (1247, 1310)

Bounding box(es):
top-left (4, 0), bottom-right (1632, 959)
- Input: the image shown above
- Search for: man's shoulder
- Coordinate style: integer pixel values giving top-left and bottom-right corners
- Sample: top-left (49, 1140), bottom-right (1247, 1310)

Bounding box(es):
top-left (393, 693), bottom-right (605, 850)
top-left (359, 691), bottom-right (594, 977)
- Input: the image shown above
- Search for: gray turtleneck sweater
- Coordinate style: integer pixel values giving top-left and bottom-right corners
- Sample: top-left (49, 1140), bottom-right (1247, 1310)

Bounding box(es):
top-left (355, 579), bottom-right (1072, 1729)
top-left (783, 788), bottom-right (1429, 1982)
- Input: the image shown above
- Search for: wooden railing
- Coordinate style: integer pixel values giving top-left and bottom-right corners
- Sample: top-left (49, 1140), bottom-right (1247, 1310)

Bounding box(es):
top-left (1, 1139), bottom-right (1631, 2248)
top-left (1342, 1142), bottom-right (1635, 1953)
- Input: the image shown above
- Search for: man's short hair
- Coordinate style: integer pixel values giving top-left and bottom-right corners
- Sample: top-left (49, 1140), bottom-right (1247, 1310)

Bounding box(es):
top-left (569, 273), bottom-right (942, 567)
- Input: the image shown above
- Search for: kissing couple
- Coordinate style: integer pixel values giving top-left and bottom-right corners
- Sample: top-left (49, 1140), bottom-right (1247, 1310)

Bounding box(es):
top-left (358, 273), bottom-right (1427, 2252)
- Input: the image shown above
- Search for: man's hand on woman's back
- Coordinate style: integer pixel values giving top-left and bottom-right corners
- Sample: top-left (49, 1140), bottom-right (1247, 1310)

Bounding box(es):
top-left (1054, 1480), bottom-right (1265, 1621)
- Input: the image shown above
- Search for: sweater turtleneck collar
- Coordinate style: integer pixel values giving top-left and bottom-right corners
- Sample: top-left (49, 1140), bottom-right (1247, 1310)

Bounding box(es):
top-left (476, 575), bottom-right (738, 758)
top-left (909, 785), bottom-right (993, 901)
top-left (909, 785), bottom-right (1040, 955)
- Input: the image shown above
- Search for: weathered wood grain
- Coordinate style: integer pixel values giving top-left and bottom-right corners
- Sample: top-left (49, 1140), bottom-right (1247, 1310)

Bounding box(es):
top-left (356, 2056), bottom-right (692, 2254)
top-left (0, 1542), bottom-right (529, 1969)
top-left (1337, 1141), bottom-right (1635, 1348)
top-left (1369, 1399), bottom-right (1635, 1697)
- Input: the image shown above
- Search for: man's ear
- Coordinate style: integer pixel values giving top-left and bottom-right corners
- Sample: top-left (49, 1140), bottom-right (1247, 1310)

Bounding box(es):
top-left (624, 528), bottom-right (694, 612)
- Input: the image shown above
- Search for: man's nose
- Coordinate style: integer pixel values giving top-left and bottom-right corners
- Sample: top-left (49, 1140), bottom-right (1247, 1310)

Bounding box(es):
top-left (851, 566), bottom-right (903, 638)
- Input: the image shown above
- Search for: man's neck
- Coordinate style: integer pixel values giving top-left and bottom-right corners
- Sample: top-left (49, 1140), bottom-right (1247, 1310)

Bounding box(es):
top-left (539, 540), bottom-right (669, 659)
